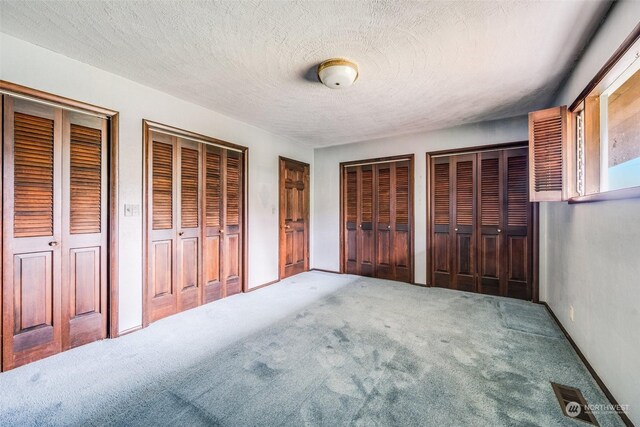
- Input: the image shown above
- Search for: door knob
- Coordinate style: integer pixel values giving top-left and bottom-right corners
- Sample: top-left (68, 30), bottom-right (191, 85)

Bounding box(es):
top-left (358, 224), bottom-right (362, 228)
top-left (454, 228), bottom-right (459, 232)
top-left (497, 229), bottom-right (501, 233)
top-left (387, 225), bottom-right (391, 229)
top-left (48, 241), bottom-right (58, 247)
top-left (178, 231), bottom-right (184, 236)
top-left (285, 224), bottom-right (290, 229)
top-left (220, 229), bottom-right (225, 233)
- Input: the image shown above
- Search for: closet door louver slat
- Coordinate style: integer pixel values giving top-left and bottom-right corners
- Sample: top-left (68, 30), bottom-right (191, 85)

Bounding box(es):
top-left (152, 142), bottom-right (174, 230)
top-left (69, 124), bottom-right (102, 234)
top-left (180, 147), bottom-right (199, 229)
top-left (14, 112), bottom-right (55, 238)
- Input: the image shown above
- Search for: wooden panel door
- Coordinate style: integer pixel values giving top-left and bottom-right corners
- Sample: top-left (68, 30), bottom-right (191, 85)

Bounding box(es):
top-left (477, 150), bottom-right (502, 296)
top-left (2, 97), bottom-right (63, 369)
top-left (203, 145), bottom-right (223, 303)
top-left (148, 131), bottom-right (178, 323)
top-left (222, 150), bottom-right (243, 297)
top-left (343, 166), bottom-right (359, 275)
top-left (477, 148), bottom-right (531, 299)
top-left (429, 147), bottom-right (533, 300)
top-left (452, 154), bottom-right (476, 292)
top-left (358, 165), bottom-right (375, 276)
top-left (392, 161), bottom-right (412, 282)
top-left (61, 111), bottom-right (108, 349)
top-left (177, 140), bottom-right (201, 312)
top-left (342, 158), bottom-right (413, 283)
top-left (374, 163), bottom-right (393, 279)
top-left (504, 148), bottom-right (531, 299)
top-left (431, 157), bottom-right (452, 288)
top-left (279, 157), bottom-right (309, 279)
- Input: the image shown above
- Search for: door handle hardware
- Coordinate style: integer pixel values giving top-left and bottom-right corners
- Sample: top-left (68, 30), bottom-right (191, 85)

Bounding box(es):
top-left (497, 229), bottom-right (501, 233)
top-left (48, 241), bottom-right (58, 247)
top-left (359, 224), bottom-right (362, 228)
top-left (454, 228), bottom-right (459, 232)
top-left (178, 231), bottom-right (184, 236)
top-left (387, 225), bottom-right (391, 229)
top-left (220, 229), bottom-right (225, 233)
top-left (285, 225), bottom-right (290, 229)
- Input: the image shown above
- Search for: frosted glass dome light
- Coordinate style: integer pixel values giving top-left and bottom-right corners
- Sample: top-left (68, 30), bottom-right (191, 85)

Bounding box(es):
top-left (317, 59), bottom-right (359, 89)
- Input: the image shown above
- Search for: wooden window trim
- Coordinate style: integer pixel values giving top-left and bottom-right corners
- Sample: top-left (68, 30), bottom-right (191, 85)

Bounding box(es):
top-left (0, 80), bottom-right (120, 338)
top-left (569, 23), bottom-right (640, 112)
top-left (567, 23), bottom-right (640, 204)
top-left (142, 120), bottom-right (249, 327)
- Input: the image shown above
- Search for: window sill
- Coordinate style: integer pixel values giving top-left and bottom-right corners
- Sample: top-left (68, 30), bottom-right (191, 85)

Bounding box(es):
top-left (568, 186), bottom-right (640, 204)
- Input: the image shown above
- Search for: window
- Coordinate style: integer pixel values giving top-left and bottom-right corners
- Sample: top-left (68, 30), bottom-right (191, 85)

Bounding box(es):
top-left (600, 63), bottom-right (640, 191)
top-left (571, 28), bottom-right (640, 202)
top-left (529, 26), bottom-right (640, 203)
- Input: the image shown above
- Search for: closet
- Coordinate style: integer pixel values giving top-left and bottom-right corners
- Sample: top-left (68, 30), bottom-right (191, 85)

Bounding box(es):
top-left (145, 123), bottom-right (245, 324)
top-left (342, 157), bottom-right (413, 283)
top-left (429, 146), bottom-right (534, 300)
top-left (2, 95), bottom-right (110, 370)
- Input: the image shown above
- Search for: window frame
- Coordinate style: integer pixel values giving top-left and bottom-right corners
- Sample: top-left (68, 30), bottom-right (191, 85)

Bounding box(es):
top-left (568, 23), bottom-right (640, 203)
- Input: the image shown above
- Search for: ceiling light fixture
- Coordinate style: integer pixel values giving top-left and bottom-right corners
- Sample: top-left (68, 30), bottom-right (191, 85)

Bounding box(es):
top-left (317, 58), bottom-right (359, 89)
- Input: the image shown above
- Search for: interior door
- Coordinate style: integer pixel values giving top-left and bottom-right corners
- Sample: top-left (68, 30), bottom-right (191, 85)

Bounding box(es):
top-left (358, 165), bottom-right (375, 276)
top-left (2, 96), bottom-right (63, 369)
top-left (203, 145), bottom-right (223, 303)
top-left (375, 162), bottom-right (394, 279)
top-left (504, 148), bottom-right (531, 299)
top-left (148, 131), bottom-right (178, 323)
top-left (477, 150), bottom-right (502, 296)
top-left (452, 154), bottom-right (476, 292)
top-left (279, 157), bottom-right (309, 279)
top-left (222, 150), bottom-right (243, 296)
top-left (392, 161), bottom-right (412, 282)
top-left (431, 156), bottom-right (452, 288)
top-left (343, 166), bottom-right (359, 274)
top-left (61, 111), bottom-right (108, 349)
top-left (176, 139), bottom-right (201, 312)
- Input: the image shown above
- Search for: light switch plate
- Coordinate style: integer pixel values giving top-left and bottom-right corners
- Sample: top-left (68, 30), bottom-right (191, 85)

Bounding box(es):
top-left (124, 204), bottom-right (140, 217)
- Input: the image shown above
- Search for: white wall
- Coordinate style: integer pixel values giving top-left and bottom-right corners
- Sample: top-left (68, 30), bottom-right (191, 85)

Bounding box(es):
top-left (541, 0), bottom-right (640, 423)
top-left (0, 34), bottom-right (313, 333)
top-left (312, 116), bottom-right (528, 283)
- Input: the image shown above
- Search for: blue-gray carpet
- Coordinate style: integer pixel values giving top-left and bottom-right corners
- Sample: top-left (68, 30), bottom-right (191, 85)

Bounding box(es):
top-left (0, 272), bottom-right (624, 426)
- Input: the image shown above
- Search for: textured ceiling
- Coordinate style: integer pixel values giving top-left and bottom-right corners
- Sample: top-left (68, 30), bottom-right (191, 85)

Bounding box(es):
top-left (0, 0), bottom-right (610, 147)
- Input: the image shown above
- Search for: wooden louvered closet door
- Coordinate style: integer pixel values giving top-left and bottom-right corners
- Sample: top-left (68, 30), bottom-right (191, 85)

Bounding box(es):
top-left (431, 157), bottom-right (452, 288)
top-left (477, 148), bottom-right (531, 298)
top-left (503, 148), bottom-right (531, 299)
top-left (2, 97), bottom-right (108, 370)
top-left (177, 140), bottom-right (201, 312)
top-left (203, 145), bottom-right (223, 302)
top-left (392, 161), bottom-right (412, 282)
top-left (452, 154), bottom-right (476, 292)
top-left (2, 97), bottom-right (63, 369)
top-left (375, 163), bottom-right (393, 279)
top-left (358, 165), bottom-right (375, 276)
top-left (342, 158), bottom-right (413, 283)
top-left (477, 150), bottom-right (502, 296)
top-left (147, 129), bottom-right (245, 323)
top-left (61, 111), bottom-right (108, 349)
top-left (222, 150), bottom-right (243, 296)
top-left (343, 166), bottom-right (359, 275)
top-left (148, 131), bottom-right (178, 322)
top-left (430, 147), bottom-right (533, 300)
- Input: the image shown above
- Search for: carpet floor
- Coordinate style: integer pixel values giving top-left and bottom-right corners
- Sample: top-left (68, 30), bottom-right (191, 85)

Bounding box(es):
top-left (0, 272), bottom-right (624, 426)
